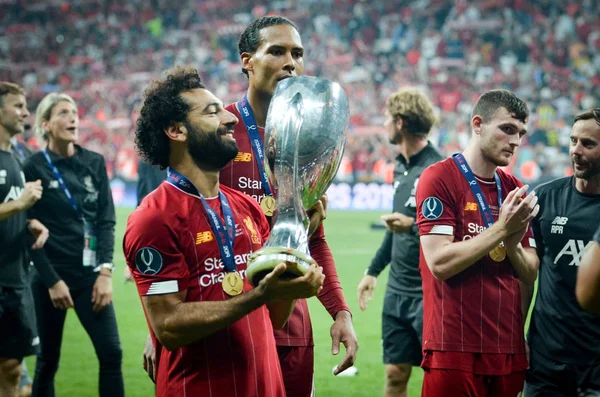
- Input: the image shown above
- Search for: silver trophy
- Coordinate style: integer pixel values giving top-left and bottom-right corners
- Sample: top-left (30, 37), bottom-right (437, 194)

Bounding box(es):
top-left (245, 76), bottom-right (349, 286)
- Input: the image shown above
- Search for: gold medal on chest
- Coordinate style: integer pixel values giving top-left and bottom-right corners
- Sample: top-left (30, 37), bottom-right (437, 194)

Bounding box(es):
top-left (222, 272), bottom-right (244, 296)
top-left (260, 196), bottom-right (276, 216)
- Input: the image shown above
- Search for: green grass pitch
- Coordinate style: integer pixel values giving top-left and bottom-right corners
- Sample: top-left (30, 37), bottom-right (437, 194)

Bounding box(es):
top-left (25, 208), bottom-right (533, 396)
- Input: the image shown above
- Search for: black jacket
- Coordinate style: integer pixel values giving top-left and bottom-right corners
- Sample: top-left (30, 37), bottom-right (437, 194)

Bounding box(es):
top-left (136, 160), bottom-right (166, 206)
top-left (23, 145), bottom-right (115, 288)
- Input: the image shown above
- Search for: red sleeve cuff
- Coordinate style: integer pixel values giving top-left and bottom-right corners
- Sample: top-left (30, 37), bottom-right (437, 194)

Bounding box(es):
top-left (318, 286), bottom-right (351, 319)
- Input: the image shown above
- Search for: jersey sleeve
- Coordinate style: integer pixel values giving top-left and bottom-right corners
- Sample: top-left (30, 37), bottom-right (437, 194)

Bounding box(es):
top-left (123, 208), bottom-right (190, 296)
top-left (416, 164), bottom-right (458, 237)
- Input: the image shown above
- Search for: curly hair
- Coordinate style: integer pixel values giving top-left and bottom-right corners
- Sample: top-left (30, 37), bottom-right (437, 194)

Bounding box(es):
top-left (238, 15), bottom-right (299, 77)
top-left (136, 66), bottom-right (205, 169)
top-left (472, 89), bottom-right (529, 124)
top-left (386, 88), bottom-right (436, 137)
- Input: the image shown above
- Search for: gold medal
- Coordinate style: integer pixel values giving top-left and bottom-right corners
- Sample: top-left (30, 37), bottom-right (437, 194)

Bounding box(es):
top-left (222, 272), bottom-right (244, 296)
top-left (489, 244), bottom-right (507, 262)
top-left (260, 196), bottom-right (276, 216)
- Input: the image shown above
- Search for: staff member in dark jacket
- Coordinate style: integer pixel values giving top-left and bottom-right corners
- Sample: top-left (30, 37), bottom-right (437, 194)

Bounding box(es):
top-left (357, 88), bottom-right (443, 396)
top-left (23, 93), bottom-right (124, 397)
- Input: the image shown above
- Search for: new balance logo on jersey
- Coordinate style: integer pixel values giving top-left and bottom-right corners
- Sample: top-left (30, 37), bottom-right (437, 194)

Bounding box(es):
top-left (0, 170), bottom-right (6, 184)
top-left (464, 202), bottom-right (478, 211)
top-left (196, 232), bottom-right (213, 244)
top-left (234, 152), bottom-right (252, 162)
top-left (554, 239), bottom-right (591, 267)
top-left (551, 216), bottom-right (569, 234)
top-left (48, 180), bottom-right (59, 189)
top-left (2, 186), bottom-right (23, 203)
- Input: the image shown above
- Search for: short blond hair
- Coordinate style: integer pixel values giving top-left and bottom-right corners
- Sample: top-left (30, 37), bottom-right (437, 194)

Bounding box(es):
top-left (34, 92), bottom-right (77, 140)
top-left (386, 88), bottom-right (436, 137)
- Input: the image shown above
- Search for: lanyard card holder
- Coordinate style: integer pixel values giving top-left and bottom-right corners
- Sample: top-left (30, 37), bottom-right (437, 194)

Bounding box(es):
top-left (83, 219), bottom-right (97, 267)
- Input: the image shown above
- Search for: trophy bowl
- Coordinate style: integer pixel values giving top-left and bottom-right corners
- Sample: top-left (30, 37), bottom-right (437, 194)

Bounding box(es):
top-left (246, 76), bottom-right (349, 287)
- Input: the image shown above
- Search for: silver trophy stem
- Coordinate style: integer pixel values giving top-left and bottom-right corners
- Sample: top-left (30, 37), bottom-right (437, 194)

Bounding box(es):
top-left (247, 93), bottom-right (315, 286)
top-left (245, 77), bottom-right (349, 287)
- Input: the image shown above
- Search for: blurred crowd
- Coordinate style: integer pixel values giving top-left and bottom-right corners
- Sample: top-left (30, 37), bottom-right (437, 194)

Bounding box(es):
top-left (1, 0), bottom-right (598, 186)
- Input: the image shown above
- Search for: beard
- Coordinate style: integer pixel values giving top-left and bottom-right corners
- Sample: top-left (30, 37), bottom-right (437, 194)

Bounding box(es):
top-left (186, 121), bottom-right (239, 171)
top-left (572, 154), bottom-right (600, 180)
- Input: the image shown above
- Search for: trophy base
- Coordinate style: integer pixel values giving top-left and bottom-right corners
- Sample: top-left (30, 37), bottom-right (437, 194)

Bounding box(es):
top-left (246, 247), bottom-right (316, 287)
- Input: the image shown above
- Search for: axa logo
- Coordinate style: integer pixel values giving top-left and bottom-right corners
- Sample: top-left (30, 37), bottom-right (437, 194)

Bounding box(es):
top-left (554, 239), bottom-right (591, 267)
top-left (234, 152), bottom-right (252, 162)
top-left (2, 186), bottom-right (23, 203)
top-left (196, 231), bottom-right (213, 245)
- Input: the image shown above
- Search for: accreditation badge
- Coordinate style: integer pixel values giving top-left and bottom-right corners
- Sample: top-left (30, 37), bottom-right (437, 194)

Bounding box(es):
top-left (83, 219), bottom-right (97, 267)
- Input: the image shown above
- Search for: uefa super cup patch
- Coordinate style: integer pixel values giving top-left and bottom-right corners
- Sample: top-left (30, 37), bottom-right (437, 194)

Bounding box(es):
top-left (422, 197), bottom-right (443, 220)
top-left (135, 247), bottom-right (164, 275)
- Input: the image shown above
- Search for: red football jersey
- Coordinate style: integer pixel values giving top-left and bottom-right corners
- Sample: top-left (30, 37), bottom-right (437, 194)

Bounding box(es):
top-left (416, 158), bottom-right (535, 356)
top-left (221, 102), bottom-right (349, 347)
top-left (124, 183), bottom-right (285, 397)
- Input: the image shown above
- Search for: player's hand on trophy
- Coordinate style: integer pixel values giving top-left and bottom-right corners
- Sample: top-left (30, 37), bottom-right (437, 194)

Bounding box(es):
top-left (357, 274), bottom-right (377, 311)
top-left (307, 194), bottom-right (328, 237)
top-left (380, 212), bottom-right (414, 234)
top-left (498, 185), bottom-right (539, 235)
top-left (18, 180), bottom-right (43, 210)
top-left (259, 263), bottom-right (325, 300)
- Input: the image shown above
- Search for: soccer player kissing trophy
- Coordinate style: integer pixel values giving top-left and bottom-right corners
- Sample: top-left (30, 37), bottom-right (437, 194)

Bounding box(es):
top-left (246, 76), bottom-right (349, 286)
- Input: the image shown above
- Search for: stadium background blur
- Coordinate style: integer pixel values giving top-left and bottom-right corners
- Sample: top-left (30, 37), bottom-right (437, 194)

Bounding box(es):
top-left (2, 0), bottom-right (599, 395)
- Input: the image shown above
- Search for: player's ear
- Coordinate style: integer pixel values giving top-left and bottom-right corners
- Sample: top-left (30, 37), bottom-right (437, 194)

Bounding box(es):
top-left (165, 123), bottom-right (187, 142)
top-left (471, 115), bottom-right (484, 136)
top-left (241, 52), bottom-right (253, 74)
top-left (395, 116), bottom-right (403, 131)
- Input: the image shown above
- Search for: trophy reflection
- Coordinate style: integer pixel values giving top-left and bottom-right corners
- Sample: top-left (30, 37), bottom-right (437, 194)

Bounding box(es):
top-left (246, 76), bottom-right (349, 286)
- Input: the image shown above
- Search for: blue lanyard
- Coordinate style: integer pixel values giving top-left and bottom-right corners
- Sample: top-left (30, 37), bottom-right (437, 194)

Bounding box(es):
top-left (166, 167), bottom-right (237, 272)
top-left (452, 153), bottom-right (502, 228)
top-left (236, 95), bottom-right (273, 197)
top-left (42, 150), bottom-right (83, 220)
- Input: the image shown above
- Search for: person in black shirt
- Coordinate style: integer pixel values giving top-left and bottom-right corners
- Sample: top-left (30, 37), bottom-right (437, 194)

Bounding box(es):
top-left (10, 135), bottom-right (36, 397)
top-left (23, 93), bottom-right (124, 397)
top-left (357, 88), bottom-right (443, 396)
top-left (576, 223), bottom-right (600, 314)
top-left (525, 108), bottom-right (600, 396)
top-left (0, 82), bottom-right (48, 397)
top-left (136, 160), bottom-right (166, 206)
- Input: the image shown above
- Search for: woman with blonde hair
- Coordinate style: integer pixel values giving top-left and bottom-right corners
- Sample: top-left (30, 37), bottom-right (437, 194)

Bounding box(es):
top-left (23, 93), bottom-right (124, 397)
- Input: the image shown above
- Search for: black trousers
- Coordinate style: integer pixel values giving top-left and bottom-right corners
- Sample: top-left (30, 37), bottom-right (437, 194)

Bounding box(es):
top-left (30, 274), bottom-right (124, 397)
